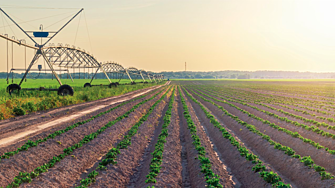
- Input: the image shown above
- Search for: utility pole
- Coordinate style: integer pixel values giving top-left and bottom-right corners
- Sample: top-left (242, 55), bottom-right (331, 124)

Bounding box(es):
top-left (185, 62), bottom-right (186, 71)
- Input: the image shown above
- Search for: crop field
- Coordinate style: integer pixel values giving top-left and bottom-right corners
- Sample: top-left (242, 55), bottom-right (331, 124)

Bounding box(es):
top-left (2, 80), bottom-right (335, 188)
top-left (0, 79), bottom-right (141, 89)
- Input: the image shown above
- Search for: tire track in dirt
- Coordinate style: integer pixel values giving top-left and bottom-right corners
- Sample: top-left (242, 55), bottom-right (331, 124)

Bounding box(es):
top-left (0, 88), bottom-right (166, 188)
top-left (0, 83), bottom-right (170, 148)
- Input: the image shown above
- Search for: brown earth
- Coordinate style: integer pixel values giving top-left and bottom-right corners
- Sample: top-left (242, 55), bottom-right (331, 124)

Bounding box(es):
top-left (19, 87), bottom-right (171, 188)
top-left (187, 87), bottom-right (335, 188)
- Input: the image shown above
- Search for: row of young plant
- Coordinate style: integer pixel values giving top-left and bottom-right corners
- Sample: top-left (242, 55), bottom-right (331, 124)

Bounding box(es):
top-left (188, 87), bottom-right (335, 181)
top-left (214, 86), bottom-right (334, 116)
top-left (211, 86), bottom-right (335, 121)
top-left (216, 86), bottom-right (335, 113)
top-left (236, 85), bottom-right (335, 105)
top-left (221, 82), bottom-right (333, 99)
top-left (179, 87), bottom-right (223, 188)
top-left (203, 87), bottom-right (335, 135)
top-left (196, 88), bottom-right (335, 154)
top-left (181, 87), bottom-right (290, 187)
top-left (74, 87), bottom-right (173, 188)
top-left (6, 87), bottom-right (170, 188)
top-left (229, 82), bottom-right (335, 99)
top-left (145, 88), bottom-right (175, 184)
top-left (0, 88), bottom-right (161, 162)
top-left (256, 103), bottom-right (335, 128)
top-left (211, 85), bottom-right (335, 113)
top-left (205, 87), bottom-right (327, 120)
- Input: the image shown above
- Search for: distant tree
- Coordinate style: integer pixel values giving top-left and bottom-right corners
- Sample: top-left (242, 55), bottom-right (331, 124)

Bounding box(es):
top-left (237, 74), bottom-right (250, 79)
top-left (230, 74), bottom-right (237, 79)
top-left (195, 74), bottom-right (203, 78)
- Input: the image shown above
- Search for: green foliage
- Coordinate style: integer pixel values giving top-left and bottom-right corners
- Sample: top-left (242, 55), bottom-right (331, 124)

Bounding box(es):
top-left (1, 88), bottom-right (160, 161)
top-left (7, 87), bottom-right (169, 187)
top-left (182, 87), bottom-right (291, 186)
top-left (0, 79), bottom-right (164, 119)
top-left (300, 156), bottom-right (314, 167)
top-left (179, 87), bottom-right (223, 188)
top-left (145, 89), bottom-right (175, 184)
top-left (188, 86), bottom-right (335, 182)
top-left (12, 106), bottom-right (26, 116)
top-left (75, 87), bottom-right (172, 188)
top-left (259, 171), bottom-right (281, 184)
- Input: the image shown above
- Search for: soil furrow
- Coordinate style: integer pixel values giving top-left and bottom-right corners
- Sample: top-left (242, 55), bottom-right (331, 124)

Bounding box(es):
top-left (0, 86), bottom-right (163, 155)
top-left (181, 88), bottom-right (235, 187)
top-left (184, 89), bottom-right (271, 188)
top-left (204, 88), bottom-right (335, 142)
top-left (189, 87), bottom-right (335, 188)
top-left (0, 85), bottom-right (164, 136)
top-left (146, 89), bottom-right (183, 188)
top-left (87, 89), bottom-right (172, 188)
top-left (18, 87), bottom-right (170, 188)
top-left (127, 90), bottom-right (172, 188)
top-left (0, 89), bottom-right (159, 187)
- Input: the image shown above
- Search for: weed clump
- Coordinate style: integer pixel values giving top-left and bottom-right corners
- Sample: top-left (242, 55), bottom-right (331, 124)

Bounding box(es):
top-left (13, 106), bottom-right (26, 116)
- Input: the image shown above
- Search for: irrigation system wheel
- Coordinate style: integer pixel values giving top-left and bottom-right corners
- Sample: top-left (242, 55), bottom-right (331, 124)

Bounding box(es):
top-left (109, 83), bottom-right (117, 88)
top-left (7, 84), bottom-right (21, 95)
top-left (84, 83), bottom-right (92, 88)
top-left (131, 81), bottom-right (136, 85)
top-left (58, 85), bottom-right (74, 96)
top-left (115, 82), bottom-right (120, 85)
top-left (144, 81), bottom-right (148, 84)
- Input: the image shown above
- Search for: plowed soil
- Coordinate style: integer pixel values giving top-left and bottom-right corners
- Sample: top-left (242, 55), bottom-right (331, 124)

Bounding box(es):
top-left (2, 80), bottom-right (335, 188)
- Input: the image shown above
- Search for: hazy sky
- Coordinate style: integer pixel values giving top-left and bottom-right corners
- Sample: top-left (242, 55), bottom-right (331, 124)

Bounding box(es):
top-left (1, 0), bottom-right (335, 72)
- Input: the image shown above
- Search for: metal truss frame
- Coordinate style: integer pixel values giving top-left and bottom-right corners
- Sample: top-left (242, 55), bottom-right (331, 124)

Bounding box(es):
top-left (127, 67), bottom-right (145, 82)
top-left (102, 62), bottom-right (133, 83)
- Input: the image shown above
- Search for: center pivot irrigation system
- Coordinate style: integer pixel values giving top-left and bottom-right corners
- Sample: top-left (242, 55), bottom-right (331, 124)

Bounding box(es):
top-left (0, 8), bottom-right (164, 96)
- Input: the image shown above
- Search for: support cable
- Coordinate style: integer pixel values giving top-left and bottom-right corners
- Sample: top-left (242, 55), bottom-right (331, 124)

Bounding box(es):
top-left (0, 11), bottom-right (76, 29)
top-left (1, 12), bottom-right (7, 33)
top-left (3, 15), bottom-right (16, 39)
top-left (10, 14), bottom-right (35, 29)
top-left (73, 13), bottom-right (81, 45)
top-left (11, 39), bottom-right (13, 83)
top-left (25, 46), bottom-right (26, 82)
top-left (83, 11), bottom-right (93, 54)
top-left (44, 11), bottom-right (77, 29)
top-left (1, 5), bottom-right (78, 10)
top-left (6, 38), bottom-right (8, 84)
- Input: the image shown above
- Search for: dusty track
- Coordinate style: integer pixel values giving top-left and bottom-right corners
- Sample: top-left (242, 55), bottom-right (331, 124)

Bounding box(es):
top-left (20, 87), bottom-right (171, 188)
top-left (0, 85), bottom-right (170, 187)
top-left (0, 82), bottom-right (169, 151)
